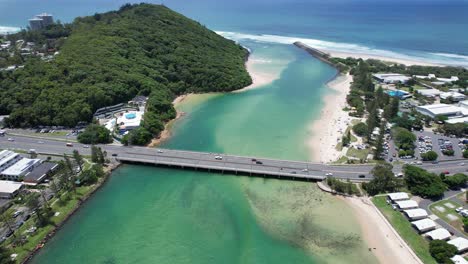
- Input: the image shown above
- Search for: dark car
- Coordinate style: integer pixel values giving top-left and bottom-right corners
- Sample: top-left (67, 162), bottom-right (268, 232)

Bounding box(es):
top-left (251, 158), bottom-right (257, 162)
top-left (255, 161), bottom-right (263, 165)
top-left (112, 153), bottom-right (118, 157)
top-left (358, 175), bottom-right (366, 178)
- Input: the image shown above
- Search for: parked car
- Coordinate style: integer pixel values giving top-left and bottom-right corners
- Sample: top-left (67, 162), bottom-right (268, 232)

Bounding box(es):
top-left (358, 175), bottom-right (366, 178)
top-left (214, 156), bottom-right (223, 160)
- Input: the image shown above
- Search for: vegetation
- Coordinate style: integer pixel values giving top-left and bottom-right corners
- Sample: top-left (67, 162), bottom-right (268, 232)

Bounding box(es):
top-left (421, 150), bottom-right (438, 161)
top-left (429, 240), bottom-right (457, 264)
top-left (326, 177), bottom-right (359, 195)
top-left (352, 122), bottom-right (368, 137)
top-left (444, 173), bottom-right (468, 189)
top-left (404, 165), bottom-right (446, 198)
top-left (0, 4), bottom-right (251, 132)
top-left (362, 163), bottom-right (402, 195)
top-left (77, 124), bottom-right (112, 144)
top-left (463, 217), bottom-right (468, 232)
top-left (372, 196), bottom-right (437, 264)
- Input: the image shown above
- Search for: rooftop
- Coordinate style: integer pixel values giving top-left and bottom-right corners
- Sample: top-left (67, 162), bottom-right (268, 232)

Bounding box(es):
top-left (411, 218), bottom-right (436, 231)
top-left (451, 255), bottom-right (468, 264)
top-left (0, 151), bottom-right (20, 169)
top-left (425, 228), bottom-right (451, 240)
top-left (416, 104), bottom-right (463, 115)
top-left (403, 208), bottom-right (428, 219)
top-left (395, 200), bottom-right (418, 209)
top-left (448, 237), bottom-right (468, 252)
top-left (1, 158), bottom-right (41, 176)
top-left (387, 192), bottom-right (409, 201)
top-left (0, 180), bottom-right (23, 194)
top-left (24, 162), bottom-right (58, 183)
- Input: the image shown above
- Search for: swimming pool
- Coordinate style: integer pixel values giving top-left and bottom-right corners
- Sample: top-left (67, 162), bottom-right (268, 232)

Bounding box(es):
top-left (125, 113), bottom-right (136, 119)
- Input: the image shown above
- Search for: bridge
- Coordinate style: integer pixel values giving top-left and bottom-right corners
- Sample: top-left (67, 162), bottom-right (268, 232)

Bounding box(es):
top-left (116, 148), bottom-right (370, 181)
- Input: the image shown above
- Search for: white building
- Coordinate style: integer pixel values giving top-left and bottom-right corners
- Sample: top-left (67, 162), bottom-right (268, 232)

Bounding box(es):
top-left (451, 255), bottom-right (468, 264)
top-left (387, 192), bottom-right (409, 202)
top-left (448, 237), bottom-right (468, 253)
top-left (403, 208), bottom-right (428, 220)
top-left (0, 158), bottom-right (41, 181)
top-left (0, 180), bottom-right (23, 199)
top-left (425, 228), bottom-right (451, 241)
top-left (417, 89), bottom-right (442, 98)
top-left (395, 200), bottom-right (418, 210)
top-left (0, 150), bottom-right (22, 173)
top-left (117, 111), bottom-right (143, 132)
top-left (440, 92), bottom-right (466, 102)
top-left (413, 74), bottom-right (459, 84)
top-left (416, 104), bottom-right (466, 119)
top-left (373, 73), bottom-right (411, 84)
top-left (411, 218), bottom-right (436, 233)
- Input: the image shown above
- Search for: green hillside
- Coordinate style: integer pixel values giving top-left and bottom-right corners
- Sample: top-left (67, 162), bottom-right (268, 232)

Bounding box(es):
top-left (0, 3), bottom-right (251, 128)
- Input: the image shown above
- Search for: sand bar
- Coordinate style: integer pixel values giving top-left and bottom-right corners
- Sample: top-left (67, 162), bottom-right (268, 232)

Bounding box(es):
top-left (326, 50), bottom-right (440, 67)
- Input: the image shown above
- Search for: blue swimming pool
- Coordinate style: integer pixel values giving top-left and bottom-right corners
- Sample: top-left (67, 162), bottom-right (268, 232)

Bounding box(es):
top-left (125, 113), bottom-right (136, 119)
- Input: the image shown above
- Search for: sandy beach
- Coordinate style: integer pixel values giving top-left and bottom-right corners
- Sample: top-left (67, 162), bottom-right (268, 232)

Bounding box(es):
top-left (326, 50), bottom-right (440, 67)
top-left (341, 196), bottom-right (423, 264)
top-left (308, 73), bottom-right (353, 163)
top-left (234, 57), bottom-right (280, 93)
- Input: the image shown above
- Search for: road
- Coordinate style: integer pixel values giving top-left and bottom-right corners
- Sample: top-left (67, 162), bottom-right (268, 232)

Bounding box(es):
top-left (1, 135), bottom-right (468, 180)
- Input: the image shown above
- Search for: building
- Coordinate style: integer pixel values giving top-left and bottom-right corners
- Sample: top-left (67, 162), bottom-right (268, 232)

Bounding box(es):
top-left (0, 180), bottom-right (23, 199)
top-left (448, 237), bottom-right (468, 253)
top-left (440, 92), bottom-right (466, 102)
top-left (0, 158), bottom-right (41, 181)
top-left (403, 208), bottom-right (428, 220)
top-left (425, 228), bottom-right (451, 241)
top-left (416, 104), bottom-right (466, 119)
top-left (418, 89), bottom-right (442, 98)
top-left (386, 90), bottom-right (412, 100)
top-left (451, 255), bottom-right (468, 264)
top-left (0, 150), bottom-right (22, 173)
top-left (28, 13), bottom-right (53, 30)
top-left (387, 192), bottom-right (409, 202)
top-left (117, 111), bottom-right (143, 133)
top-left (411, 218), bottom-right (436, 233)
top-left (128, 95), bottom-right (148, 107)
top-left (413, 74), bottom-right (459, 84)
top-left (395, 200), bottom-right (418, 210)
top-left (373, 73), bottom-right (411, 84)
top-left (23, 162), bottom-right (58, 185)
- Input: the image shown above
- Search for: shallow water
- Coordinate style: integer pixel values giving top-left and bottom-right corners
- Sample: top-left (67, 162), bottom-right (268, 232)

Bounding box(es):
top-left (31, 42), bottom-right (376, 263)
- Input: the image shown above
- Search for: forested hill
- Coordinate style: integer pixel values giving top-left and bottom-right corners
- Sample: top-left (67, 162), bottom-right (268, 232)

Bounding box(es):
top-left (0, 4), bottom-right (252, 127)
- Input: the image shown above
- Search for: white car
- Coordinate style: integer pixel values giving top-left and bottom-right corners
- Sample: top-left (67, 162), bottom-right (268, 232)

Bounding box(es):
top-left (83, 145), bottom-right (89, 148)
top-left (214, 156), bottom-right (223, 160)
top-left (157, 149), bottom-right (163, 153)
top-left (456, 207), bottom-right (463, 213)
top-left (7, 138), bottom-right (14, 141)
top-left (325, 172), bottom-right (333, 176)
top-left (37, 141), bottom-right (44, 144)
top-left (461, 209), bottom-right (468, 217)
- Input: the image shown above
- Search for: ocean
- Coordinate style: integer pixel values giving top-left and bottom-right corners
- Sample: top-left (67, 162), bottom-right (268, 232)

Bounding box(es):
top-left (1, 0), bottom-right (468, 66)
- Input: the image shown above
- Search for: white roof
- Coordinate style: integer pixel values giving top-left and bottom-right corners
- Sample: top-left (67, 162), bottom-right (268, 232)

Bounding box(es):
top-left (417, 104), bottom-right (463, 116)
top-left (411, 218), bottom-right (436, 231)
top-left (0, 180), bottom-right (23, 194)
top-left (117, 111), bottom-right (143, 129)
top-left (446, 116), bottom-right (468, 124)
top-left (396, 200), bottom-right (418, 209)
top-left (0, 151), bottom-right (20, 168)
top-left (451, 255), bottom-right (468, 264)
top-left (418, 89), bottom-right (442, 96)
top-left (388, 192), bottom-right (409, 201)
top-left (448, 237), bottom-right (468, 252)
top-left (404, 208), bottom-right (428, 219)
top-left (1, 158), bottom-right (40, 176)
top-left (373, 73), bottom-right (410, 83)
top-left (426, 228), bottom-right (451, 240)
top-left (440, 92), bottom-right (465, 99)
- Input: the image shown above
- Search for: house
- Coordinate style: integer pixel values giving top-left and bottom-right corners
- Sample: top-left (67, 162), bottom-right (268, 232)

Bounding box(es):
top-left (411, 218), bottom-right (436, 233)
top-left (128, 95), bottom-right (148, 107)
top-left (403, 208), bottom-right (428, 220)
top-left (0, 158), bottom-right (41, 181)
top-left (373, 73), bottom-right (411, 84)
top-left (413, 74), bottom-right (459, 84)
top-left (0, 180), bottom-right (23, 199)
top-left (451, 255), bottom-right (468, 264)
top-left (425, 228), bottom-right (451, 241)
top-left (395, 200), bottom-right (418, 210)
top-left (23, 162), bottom-right (59, 185)
top-left (387, 192), bottom-right (409, 202)
top-left (440, 92), bottom-right (466, 102)
top-left (117, 111), bottom-right (143, 133)
top-left (448, 237), bottom-right (468, 253)
top-left (417, 89), bottom-right (442, 98)
top-left (0, 150), bottom-right (22, 173)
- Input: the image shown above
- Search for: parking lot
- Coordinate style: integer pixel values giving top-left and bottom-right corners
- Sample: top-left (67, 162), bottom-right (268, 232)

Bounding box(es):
top-left (414, 131), bottom-right (464, 161)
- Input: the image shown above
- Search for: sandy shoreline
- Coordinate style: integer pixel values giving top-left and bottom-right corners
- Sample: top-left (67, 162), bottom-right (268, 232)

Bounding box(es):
top-left (326, 50), bottom-right (440, 67)
top-left (341, 196), bottom-right (423, 264)
top-left (308, 73), bottom-right (353, 163)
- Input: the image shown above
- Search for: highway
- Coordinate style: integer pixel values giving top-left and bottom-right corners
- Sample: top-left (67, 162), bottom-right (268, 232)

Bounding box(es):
top-left (1, 135), bottom-right (468, 181)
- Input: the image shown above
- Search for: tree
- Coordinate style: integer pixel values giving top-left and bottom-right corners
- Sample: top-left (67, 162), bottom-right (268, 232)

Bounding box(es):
top-left (429, 240), bottom-right (457, 263)
top-left (404, 165), bottom-right (447, 198)
top-left (463, 149), bottom-right (468, 159)
top-left (463, 217), bottom-right (468, 232)
top-left (442, 149), bottom-right (455, 156)
top-left (91, 145), bottom-right (99, 163)
top-left (72, 150), bottom-right (84, 172)
top-left (363, 163), bottom-right (402, 195)
top-left (421, 151), bottom-right (438, 161)
top-left (122, 127), bottom-right (153, 146)
top-left (0, 245), bottom-right (14, 264)
top-left (352, 122), bottom-right (368, 137)
top-left (444, 173), bottom-right (468, 189)
top-left (77, 125), bottom-right (112, 144)
top-left (342, 131), bottom-right (351, 147)
top-left (393, 127), bottom-right (416, 151)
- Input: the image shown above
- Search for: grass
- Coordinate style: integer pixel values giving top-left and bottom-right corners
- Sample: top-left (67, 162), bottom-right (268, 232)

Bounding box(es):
top-left (372, 196), bottom-right (437, 264)
top-left (346, 147), bottom-right (369, 160)
top-left (429, 200), bottom-right (467, 235)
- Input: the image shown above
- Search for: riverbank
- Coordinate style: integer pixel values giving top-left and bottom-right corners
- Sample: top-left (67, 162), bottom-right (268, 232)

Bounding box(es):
top-left (341, 196), bottom-right (423, 264)
top-left (308, 73), bottom-right (353, 163)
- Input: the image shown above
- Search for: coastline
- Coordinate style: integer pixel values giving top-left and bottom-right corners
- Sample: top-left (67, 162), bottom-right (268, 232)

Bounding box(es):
top-left (326, 50), bottom-right (440, 67)
top-left (308, 73), bottom-right (353, 163)
top-left (340, 196), bottom-right (423, 264)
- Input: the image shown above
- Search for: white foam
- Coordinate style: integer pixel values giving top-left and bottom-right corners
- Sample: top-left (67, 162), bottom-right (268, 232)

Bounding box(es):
top-left (0, 26), bottom-right (21, 34)
top-left (217, 31), bottom-right (468, 68)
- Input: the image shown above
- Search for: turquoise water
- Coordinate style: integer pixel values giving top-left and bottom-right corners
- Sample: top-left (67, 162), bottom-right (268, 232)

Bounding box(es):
top-left (31, 43), bottom-right (377, 263)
